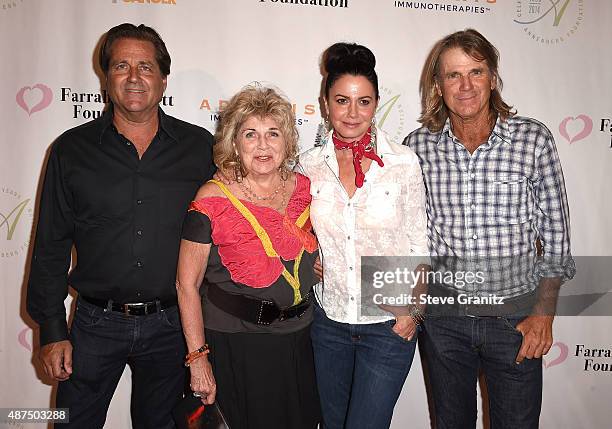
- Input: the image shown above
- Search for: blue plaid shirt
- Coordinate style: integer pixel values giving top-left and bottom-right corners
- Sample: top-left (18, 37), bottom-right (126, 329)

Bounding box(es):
top-left (404, 116), bottom-right (575, 295)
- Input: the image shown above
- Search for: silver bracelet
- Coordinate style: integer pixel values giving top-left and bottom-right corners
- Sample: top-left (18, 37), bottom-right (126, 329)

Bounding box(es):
top-left (409, 306), bottom-right (425, 325)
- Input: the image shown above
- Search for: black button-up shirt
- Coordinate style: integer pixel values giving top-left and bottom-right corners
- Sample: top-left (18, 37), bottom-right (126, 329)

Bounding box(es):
top-left (27, 108), bottom-right (215, 345)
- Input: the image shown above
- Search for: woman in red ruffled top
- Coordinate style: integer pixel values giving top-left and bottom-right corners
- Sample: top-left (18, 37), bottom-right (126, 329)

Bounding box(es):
top-left (175, 85), bottom-right (320, 429)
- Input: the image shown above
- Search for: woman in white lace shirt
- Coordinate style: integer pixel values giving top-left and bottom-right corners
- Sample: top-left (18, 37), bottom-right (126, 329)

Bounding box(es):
top-left (299, 42), bottom-right (429, 429)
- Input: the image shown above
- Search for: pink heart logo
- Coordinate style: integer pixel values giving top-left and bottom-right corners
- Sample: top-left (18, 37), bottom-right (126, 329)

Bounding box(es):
top-left (559, 114), bottom-right (593, 143)
top-left (542, 342), bottom-right (568, 368)
top-left (16, 83), bottom-right (53, 116)
top-left (17, 327), bottom-right (32, 351)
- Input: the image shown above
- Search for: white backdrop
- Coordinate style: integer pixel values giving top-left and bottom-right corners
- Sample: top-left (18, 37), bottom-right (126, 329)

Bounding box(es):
top-left (1, 1), bottom-right (611, 428)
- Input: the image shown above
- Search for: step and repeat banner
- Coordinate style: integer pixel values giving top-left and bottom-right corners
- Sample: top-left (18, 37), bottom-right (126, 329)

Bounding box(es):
top-left (1, 1), bottom-right (611, 428)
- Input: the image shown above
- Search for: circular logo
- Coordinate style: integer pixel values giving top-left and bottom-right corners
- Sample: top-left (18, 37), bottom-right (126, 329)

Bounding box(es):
top-left (513, 0), bottom-right (584, 45)
top-left (376, 86), bottom-right (406, 144)
top-left (0, 186), bottom-right (33, 259)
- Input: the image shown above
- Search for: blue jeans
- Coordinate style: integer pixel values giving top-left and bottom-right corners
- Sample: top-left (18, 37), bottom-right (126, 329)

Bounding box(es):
top-left (310, 303), bottom-right (417, 429)
top-left (421, 315), bottom-right (542, 429)
top-left (56, 297), bottom-right (187, 429)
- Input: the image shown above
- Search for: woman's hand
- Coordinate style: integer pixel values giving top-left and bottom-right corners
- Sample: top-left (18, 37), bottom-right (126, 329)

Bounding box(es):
top-left (213, 169), bottom-right (233, 185)
top-left (392, 315), bottom-right (417, 341)
top-left (189, 357), bottom-right (217, 404)
top-left (313, 255), bottom-right (323, 281)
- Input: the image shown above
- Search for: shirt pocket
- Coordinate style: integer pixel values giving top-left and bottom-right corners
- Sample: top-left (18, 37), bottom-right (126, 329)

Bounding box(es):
top-left (310, 181), bottom-right (337, 218)
top-left (363, 183), bottom-right (402, 228)
top-left (484, 173), bottom-right (533, 225)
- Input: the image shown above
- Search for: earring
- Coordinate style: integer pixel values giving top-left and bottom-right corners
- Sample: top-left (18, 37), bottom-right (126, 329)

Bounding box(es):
top-left (232, 143), bottom-right (243, 182)
top-left (314, 117), bottom-right (329, 147)
top-left (278, 165), bottom-right (289, 181)
top-left (233, 155), bottom-right (243, 183)
top-left (368, 117), bottom-right (377, 151)
top-left (234, 161), bottom-right (243, 182)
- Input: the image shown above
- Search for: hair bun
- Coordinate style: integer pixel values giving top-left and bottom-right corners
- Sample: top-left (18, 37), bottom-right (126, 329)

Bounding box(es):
top-left (324, 42), bottom-right (376, 74)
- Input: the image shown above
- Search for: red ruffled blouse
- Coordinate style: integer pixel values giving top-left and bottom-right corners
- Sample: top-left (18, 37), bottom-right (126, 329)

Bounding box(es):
top-left (189, 173), bottom-right (317, 288)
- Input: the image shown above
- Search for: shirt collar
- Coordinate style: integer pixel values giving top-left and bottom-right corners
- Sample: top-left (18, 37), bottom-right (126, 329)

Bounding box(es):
top-left (490, 116), bottom-right (511, 144)
top-left (98, 105), bottom-right (177, 144)
top-left (438, 115), bottom-right (511, 147)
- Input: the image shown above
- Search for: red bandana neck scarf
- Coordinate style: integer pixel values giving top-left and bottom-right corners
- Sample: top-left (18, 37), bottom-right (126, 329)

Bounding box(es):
top-left (332, 127), bottom-right (384, 188)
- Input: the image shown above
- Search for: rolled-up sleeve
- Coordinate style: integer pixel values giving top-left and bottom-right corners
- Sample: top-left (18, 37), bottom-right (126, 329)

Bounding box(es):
top-left (533, 132), bottom-right (575, 282)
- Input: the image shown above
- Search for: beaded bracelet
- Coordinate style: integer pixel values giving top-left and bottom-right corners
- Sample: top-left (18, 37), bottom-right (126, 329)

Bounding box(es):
top-left (184, 344), bottom-right (210, 367)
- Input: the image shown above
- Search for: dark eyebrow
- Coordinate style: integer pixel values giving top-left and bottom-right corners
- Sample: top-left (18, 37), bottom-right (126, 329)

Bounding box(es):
top-left (334, 93), bottom-right (373, 100)
top-left (110, 59), bottom-right (154, 66)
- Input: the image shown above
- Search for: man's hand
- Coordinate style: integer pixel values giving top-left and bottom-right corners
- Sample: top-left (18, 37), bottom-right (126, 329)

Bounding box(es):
top-left (313, 255), bottom-right (323, 281)
top-left (514, 315), bottom-right (554, 364)
top-left (212, 170), bottom-right (233, 185)
top-left (39, 340), bottom-right (73, 381)
top-left (392, 315), bottom-right (417, 341)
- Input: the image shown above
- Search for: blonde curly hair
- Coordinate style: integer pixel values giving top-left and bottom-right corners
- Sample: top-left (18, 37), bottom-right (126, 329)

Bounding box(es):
top-left (214, 85), bottom-right (299, 179)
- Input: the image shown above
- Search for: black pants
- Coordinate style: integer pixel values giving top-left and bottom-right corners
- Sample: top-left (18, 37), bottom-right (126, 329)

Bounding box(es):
top-left (55, 298), bottom-right (187, 429)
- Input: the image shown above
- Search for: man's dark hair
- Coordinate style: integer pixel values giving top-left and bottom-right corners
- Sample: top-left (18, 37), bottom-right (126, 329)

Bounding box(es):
top-left (99, 23), bottom-right (171, 77)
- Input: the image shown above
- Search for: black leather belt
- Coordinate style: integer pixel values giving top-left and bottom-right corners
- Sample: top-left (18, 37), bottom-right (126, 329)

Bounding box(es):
top-left (80, 295), bottom-right (177, 316)
top-left (207, 283), bottom-right (311, 325)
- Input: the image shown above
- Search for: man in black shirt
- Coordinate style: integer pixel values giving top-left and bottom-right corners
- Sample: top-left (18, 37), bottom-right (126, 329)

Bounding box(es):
top-left (26, 23), bottom-right (214, 428)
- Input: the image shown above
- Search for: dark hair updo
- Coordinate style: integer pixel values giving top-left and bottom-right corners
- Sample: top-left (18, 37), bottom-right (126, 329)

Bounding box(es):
top-left (323, 42), bottom-right (379, 100)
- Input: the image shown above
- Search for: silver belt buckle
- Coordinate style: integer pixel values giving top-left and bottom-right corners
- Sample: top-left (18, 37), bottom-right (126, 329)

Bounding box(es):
top-left (123, 302), bottom-right (147, 315)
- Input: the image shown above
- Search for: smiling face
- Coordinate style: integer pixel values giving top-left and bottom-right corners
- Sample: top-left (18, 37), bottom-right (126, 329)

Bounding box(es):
top-left (236, 116), bottom-right (286, 178)
top-left (436, 47), bottom-right (495, 126)
top-left (106, 38), bottom-right (167, 122)
top-left (326, 74), bottom-right (378, 142)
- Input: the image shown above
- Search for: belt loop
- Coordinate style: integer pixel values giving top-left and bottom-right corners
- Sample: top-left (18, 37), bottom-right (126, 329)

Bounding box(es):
top-left (106, 300), bottom-right (113, 313)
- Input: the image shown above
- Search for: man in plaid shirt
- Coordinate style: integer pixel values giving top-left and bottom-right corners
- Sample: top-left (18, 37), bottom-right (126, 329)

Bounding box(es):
top-left (404, 29), bottom-right (575, 429)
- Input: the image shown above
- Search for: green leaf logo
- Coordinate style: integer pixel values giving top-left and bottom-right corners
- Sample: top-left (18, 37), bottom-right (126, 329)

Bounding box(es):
top-left (0, 199), bottom-right (30, 240)
top-left (514, 0), bottom-right (571, 27)
top-left (376, 94), bottom-right (401, 129)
